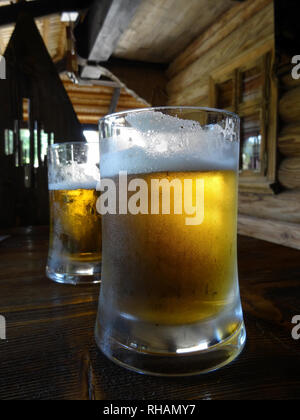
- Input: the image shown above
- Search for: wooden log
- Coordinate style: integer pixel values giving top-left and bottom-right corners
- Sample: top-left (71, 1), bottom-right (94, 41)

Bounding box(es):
top-left (239, 191), bottom-right (300, 224)
top-left (167, 3), bottom-right (274, 96)
top-left (168, 0), bottom-right (273, 79)
top-left (279, 86), bottom-right (300, 123)
top-left (167, 82), bottom-right (208, 106)
top-left (238, 214), bottom-right (300, 251)
top-left (280, 72), bottom-right (300, 90)
top-left (278, 157), bottom-right (300, 189)
top-left (278, 123), bottom-right (300, 157)
top-left (73, 105), bottom-right (108, 115)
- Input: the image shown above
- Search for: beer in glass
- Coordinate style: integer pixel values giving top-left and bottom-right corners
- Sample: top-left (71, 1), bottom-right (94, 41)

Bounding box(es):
top-left (47, 142), bottom-right (101, 285)
top-left (95, 108), bottom-right (246, 375)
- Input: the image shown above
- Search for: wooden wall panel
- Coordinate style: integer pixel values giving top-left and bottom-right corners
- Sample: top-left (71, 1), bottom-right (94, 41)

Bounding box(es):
top-left (167, 1), bottom-right (274, 106)
top-left (168, 0), bottom-right (273, 79)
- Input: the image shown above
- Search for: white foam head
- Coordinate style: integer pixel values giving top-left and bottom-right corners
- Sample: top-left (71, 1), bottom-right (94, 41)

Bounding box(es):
top-left (100, 111), bottom-right (239, 177)
top-left (49, 180), bottom-right (98, 191)
top-left (48, 160), bottom-right (100, 191)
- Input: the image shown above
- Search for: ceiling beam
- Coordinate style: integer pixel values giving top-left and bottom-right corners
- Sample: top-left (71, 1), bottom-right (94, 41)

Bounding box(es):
top-left (108, 87), bottom-right (121, 115)
top-left (74, 0), bottom-right (143, 63)
top-left (0, 0), bottom-right (93, 26)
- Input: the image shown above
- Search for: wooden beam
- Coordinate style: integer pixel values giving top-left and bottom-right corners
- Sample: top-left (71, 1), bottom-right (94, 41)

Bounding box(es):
top-left (238, 214), bottom-right (300, 251)
top-left (42, 17), bottom-right (50, 48)
top-left (75, 0), bottom-right (143, 63)
top-left (0, 0), bottom-right (93, 26)
top-left (108, 87), bottom-right (121, 115)
top-left (56, 23), bottom-right (67, 63)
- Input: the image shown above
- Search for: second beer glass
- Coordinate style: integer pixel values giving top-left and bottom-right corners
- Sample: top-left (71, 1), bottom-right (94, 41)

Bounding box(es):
top-left (46, 142), bottom-right (101, 285)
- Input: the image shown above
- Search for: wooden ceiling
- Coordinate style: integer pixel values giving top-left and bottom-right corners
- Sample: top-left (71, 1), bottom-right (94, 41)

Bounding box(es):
top-left (0, 3), bottom-right (67, 61)
top-left (113, 0), bottom-right (234, 63)
top-left (61, 75), bottom-right (148, 126)
top-left (0, 0), bottom-right (238, 123)
top-left (0, 0), bottom-right (236, 63)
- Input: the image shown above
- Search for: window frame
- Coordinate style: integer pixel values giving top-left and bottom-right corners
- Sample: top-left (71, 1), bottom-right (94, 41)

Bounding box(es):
top-left (209, 50), bottom-right (277, 194)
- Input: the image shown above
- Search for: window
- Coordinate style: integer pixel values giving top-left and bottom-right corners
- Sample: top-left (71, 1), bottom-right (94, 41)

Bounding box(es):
top-left (210, 51), bottom-right (277, 193)
top-left (4, 126), bottom-right (54, 168)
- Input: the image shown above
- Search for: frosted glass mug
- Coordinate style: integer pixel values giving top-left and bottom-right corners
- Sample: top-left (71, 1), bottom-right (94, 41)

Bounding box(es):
top-left (95, 107), bottom-right (246, 376)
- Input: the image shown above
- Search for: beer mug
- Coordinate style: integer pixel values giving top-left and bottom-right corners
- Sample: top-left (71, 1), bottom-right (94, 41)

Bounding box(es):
top-left (46, 142), bottom-right (101, 285)
top-left (95, 108), bottom-right (246, 375)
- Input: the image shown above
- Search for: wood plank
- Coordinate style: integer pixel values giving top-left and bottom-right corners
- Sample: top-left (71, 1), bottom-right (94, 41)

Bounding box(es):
top-left (113, 0), bottom-right (233, 64)
top-left (238, 214), bottom-right (300, 250)
top-left (168, 0), bottom-right (273, 79)
top-left (168, 36), bottom-right (273, 106)
top-left (167, 2), bottom-right (274, 97)
top-left (239, 190), bottom-right (300, 224)
top-left (108, 87), bottom-right (121, 115)
top-left (1, 228), bottom-right (300, 399)
top-left (76, 0), bottom-right (143, 63)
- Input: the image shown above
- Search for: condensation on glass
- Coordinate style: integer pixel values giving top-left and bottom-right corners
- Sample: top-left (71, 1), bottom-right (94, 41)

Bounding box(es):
top-left (46, 142), bottom-right (101, 285)
top-left (95, 107), bottom-right (246, 376)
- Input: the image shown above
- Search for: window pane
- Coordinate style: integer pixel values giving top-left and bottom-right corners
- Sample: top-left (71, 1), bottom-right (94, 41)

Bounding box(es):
top-left (240, 114), bottom-right (261, 172)
top-left (20, 129), bottom-right (30, 165)
top-left (4, 129), bottom-right (14, 155)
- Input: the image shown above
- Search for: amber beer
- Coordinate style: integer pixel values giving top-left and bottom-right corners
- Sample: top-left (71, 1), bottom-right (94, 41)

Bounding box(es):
top-left (101, 169), bottom-right (238, 325)
top-left (49, 187), bottom-right (101, 264)
top-left (46, 142), bottom-right (101, 285)
top-left (96, 108), bottom-right (246, 376)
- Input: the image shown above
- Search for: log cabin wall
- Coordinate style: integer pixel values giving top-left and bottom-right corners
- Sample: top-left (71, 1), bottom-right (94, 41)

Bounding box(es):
top-left (167, 0), bottom-right (300, 250)
top-left (277, 72), bottom-right (300, 189)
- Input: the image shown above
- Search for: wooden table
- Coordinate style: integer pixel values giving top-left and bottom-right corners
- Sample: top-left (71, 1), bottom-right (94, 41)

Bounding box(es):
top-left (0, 226), bottom-right (300, 400)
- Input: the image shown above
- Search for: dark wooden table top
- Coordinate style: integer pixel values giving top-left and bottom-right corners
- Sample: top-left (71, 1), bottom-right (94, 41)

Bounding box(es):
top-left (0, 226), bottom-right (300, 400)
